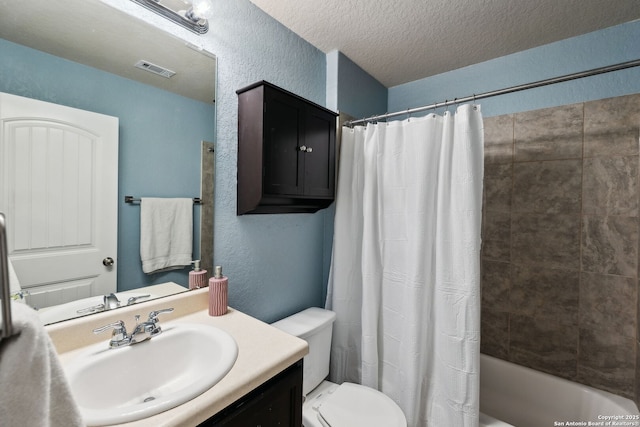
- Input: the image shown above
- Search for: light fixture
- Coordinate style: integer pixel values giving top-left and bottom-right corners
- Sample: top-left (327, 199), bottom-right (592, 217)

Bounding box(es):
top-left (130, 0), bottom-right (212, 34)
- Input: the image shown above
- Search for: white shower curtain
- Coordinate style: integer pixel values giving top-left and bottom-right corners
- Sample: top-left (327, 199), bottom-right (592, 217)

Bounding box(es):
top-left (326, 104), bottom-right (484, 427)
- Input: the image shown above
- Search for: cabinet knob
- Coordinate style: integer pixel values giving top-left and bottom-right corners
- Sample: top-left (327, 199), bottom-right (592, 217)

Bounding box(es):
top-left (306, 147), bottom-right (313, 153)
top-left (298, 145), bottom-right (307, 152)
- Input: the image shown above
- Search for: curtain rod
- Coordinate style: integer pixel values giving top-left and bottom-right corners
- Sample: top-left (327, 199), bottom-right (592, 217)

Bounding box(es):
top-left (346, 58), bottom-right (640, 127)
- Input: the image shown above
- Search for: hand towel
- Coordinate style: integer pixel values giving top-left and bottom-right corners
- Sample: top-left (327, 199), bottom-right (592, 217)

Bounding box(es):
top-left (140, 197), bottom-right (193, 274)
top-left (0, 302), bottom-right (84, 427)
top-left (8, 257), bottom-right (22, 295)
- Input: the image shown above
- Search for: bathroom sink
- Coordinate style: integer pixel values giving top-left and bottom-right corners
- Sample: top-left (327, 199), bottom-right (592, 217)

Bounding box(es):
top-left (64, 322), bottom-right (238, 426)
top-left (38, 292), bottom-right (157, 324)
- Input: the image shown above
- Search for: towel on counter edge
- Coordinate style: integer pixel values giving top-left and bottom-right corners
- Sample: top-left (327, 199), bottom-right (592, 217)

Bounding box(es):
top-left (0, 302), bottom-right (84, 427)
top-left (8, 258), bottom-right (21, 296)
top-left (140, 197), bottom-right (193, 274)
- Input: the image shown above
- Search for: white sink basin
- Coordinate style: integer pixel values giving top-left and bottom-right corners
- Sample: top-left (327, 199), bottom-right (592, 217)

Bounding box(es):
top-left (64, 322), bottom-right (238, 426)
top-left (38, 292), bottom-right (156, 324)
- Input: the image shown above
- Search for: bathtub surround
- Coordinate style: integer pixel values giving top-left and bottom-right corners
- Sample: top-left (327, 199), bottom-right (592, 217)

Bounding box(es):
top-left (480, 92), bottom-right (640, 400)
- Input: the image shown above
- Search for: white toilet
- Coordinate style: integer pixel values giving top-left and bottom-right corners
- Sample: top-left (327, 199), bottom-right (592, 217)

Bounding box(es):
top-left (272, 307), bottom-right (407, 427)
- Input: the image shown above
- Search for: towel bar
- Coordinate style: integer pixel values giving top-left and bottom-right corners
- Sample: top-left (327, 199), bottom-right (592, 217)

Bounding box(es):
top-left (124, 196), bottom-right (202, 204)
top-left (0, 213), bottom-right (13, 340)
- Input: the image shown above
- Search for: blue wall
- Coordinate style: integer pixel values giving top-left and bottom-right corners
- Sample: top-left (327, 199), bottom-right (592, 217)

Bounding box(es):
top-left (0, 38), bottom-right (215, 291)
top-left (326, 50), bottom-right (388, 116)
top-left (388, 20), bottom-right (640, 118)
top-left (204, 0), bottom-right (329, 322)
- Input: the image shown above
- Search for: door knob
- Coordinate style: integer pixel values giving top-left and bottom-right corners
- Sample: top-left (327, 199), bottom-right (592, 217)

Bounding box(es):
top-left (103, 257), bottom-right (115, 267)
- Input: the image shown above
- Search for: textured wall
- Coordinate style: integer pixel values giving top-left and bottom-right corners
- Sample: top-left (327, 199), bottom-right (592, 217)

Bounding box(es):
top-left (481, 93), bottom-right (640, 400)
top-left (202, 0), bottom-right (330, 322)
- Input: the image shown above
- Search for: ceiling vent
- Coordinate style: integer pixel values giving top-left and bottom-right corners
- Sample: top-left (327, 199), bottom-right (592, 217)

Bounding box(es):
top-left (134, 60), bottom-right (176, 78)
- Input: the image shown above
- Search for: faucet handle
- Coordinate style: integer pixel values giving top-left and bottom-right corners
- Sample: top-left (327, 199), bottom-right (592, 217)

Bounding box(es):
top-left (147, 307), bottom-right (174, 322)
top-left (93, 320), bottom-right (129, 347)
top-left (93, 320), bottom-right (126, 335)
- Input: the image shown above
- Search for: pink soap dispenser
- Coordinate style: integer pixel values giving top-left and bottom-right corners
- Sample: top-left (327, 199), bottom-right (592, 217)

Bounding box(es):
top-left (208, 265), bottom-right (228, 316)
top-left (188, 260), bottom-right (207, 289)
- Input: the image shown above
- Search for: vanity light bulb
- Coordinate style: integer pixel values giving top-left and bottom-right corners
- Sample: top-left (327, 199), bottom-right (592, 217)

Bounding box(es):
top-left (191, 0), bottom-right (213, 19)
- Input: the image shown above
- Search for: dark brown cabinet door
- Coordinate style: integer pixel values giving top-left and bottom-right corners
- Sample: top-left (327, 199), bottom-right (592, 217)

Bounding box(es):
top-left (303, 107), bottom-right (336, 198)
top-left (199, 360), bottom-right (303, 427)
top-left (263, 87), bottom-right (304, 197)
top-left (237, 81), bottom-right (337, 214)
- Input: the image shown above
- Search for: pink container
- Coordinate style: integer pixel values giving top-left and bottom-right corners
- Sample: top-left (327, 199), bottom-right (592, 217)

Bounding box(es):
top-left (189, 260), bottom-right (208, 289)
top-left (209, 266), bottom-right (228, 316)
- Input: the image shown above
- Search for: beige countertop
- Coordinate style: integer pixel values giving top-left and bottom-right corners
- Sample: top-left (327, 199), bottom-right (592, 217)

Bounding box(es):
top-left (47, 287), bottom-right (309, 426)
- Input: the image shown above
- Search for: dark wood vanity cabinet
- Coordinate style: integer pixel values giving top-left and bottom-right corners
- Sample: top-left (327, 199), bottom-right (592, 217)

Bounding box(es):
top-left (199, 360), bottom-right (303, 427)
top-left (237, 81), bottom-right (338, 214)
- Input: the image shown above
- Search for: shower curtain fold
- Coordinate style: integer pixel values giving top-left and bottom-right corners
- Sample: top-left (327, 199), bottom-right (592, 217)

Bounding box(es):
top-left (326, 104), bottom-right (484, 427)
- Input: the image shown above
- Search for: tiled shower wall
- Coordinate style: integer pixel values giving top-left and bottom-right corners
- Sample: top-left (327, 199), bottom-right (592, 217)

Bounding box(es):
top-left (480, 93), bottom-right (640, 401)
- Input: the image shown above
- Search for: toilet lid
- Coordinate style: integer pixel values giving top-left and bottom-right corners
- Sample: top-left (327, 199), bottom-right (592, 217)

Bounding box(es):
top-left (317, 383), bottom-right (406, 427)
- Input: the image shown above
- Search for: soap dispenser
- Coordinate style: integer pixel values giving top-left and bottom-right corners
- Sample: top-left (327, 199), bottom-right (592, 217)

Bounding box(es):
top-left (188, 260), bottom-right (207, 289)
top-left (208, 265), bottom-right (228, 316)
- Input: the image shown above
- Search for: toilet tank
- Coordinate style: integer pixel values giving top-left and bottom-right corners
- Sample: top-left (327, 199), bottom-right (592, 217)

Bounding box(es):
top-left (271, 307), bottom-right (336, 395)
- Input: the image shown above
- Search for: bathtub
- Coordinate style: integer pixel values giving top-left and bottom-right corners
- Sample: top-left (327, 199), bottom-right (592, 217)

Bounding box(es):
top-left (479, 354), bottom-right (640, 427)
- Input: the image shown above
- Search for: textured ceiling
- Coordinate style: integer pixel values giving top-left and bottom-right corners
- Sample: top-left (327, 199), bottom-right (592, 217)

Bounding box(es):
top-left (250, 0), bottom-right (640, 87)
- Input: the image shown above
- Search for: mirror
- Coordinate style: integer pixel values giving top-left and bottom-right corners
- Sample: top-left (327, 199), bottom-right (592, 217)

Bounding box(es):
top-left (0, 0), bottom-right (216, 324)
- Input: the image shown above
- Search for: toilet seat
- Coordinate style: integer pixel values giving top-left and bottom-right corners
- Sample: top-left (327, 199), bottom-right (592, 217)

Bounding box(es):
top-left (314, 382), bottom-right (406, 427)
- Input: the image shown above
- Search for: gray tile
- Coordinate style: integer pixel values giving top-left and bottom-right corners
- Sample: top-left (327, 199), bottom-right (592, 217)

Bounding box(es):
top-left (514, 103), bottom-right (583, 162)
top-left (636, 340), bottom-right (640, 407)
top-left (509, 314), bottom-right (577, 380)
top-left (482, 239), bottom-right (511, 262)
top-left (484, 163), bottom-right (512, 212)
top-left (583, 155), bottom-right (639, 216)
top-left (483, 210), bottom-right (511, 241)
top-left (578, 328), bottom-right (635, 399)
top-left (484, 114), bottom-right (514, 165)
top-left (513, 159), bottom-right (582, 214)
top-left (582, 216), bottom-right (638, 277)
top-left (511, 265), bottom-right (579, 325)
top-left (584, 93), bottom-right (640, 158)
top-left (481, 308), bottom-right (509, 359)
top-left (512, 213), bottom-right (581, 269)
top-left (200, 141), bottom-right (215, 275)
top-left (580, 272), bottom-right (636, 338)
top-left (481, 260), bottom-right (510, 312)
top-left (482, 210), bottom-right (510, 261)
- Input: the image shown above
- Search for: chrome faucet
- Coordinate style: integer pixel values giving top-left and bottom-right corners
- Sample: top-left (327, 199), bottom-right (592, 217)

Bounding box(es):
top-left (93, 308), bottom-right (174, 349)
top-left (104, 293), bottom-right (120, 310)
top-left (76, 293), bottom-right (151, 315)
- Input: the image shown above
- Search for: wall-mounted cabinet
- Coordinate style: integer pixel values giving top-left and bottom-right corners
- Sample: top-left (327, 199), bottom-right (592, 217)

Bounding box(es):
top-left (237, 81), bottom-right (337, 214)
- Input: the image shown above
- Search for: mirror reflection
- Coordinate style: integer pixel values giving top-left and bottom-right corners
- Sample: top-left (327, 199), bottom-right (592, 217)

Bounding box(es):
top-left (0, 0), bottom-right (216, 324)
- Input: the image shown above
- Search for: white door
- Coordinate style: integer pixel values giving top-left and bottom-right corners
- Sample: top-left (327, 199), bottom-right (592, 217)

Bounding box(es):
top-left (0, 92), bottom-right (118, 309)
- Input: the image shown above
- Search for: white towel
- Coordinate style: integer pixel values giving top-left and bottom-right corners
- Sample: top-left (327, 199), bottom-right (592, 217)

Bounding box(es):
top-left (8, 258), bottom-right (21, 294)
top-left (140, 197), bottom-right (193, 274)
top-left (0, 302), bottom-right (83, 427)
